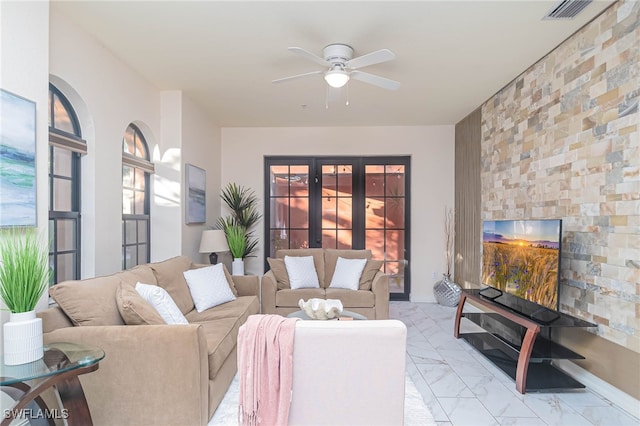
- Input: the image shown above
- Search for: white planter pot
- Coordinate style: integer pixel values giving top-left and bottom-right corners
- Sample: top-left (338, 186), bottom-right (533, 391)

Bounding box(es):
top-left (232, 258), bottom-right (245, 276)
top-left (3, 310), bottom-right (44, 365)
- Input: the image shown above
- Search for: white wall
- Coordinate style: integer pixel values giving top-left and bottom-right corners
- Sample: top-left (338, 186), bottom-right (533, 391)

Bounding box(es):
top-left (49, 9), bottom-right (221, 274)
top-left (0, 0), bottom-right (50, 350)
top-left (221, 126), bottom-right (455, 302)
top-left (181, 94), bottom-right (222, 263)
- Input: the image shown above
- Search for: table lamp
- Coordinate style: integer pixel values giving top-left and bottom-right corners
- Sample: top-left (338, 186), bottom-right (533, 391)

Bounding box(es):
top-left (199, 229), bottom-right (229, 264)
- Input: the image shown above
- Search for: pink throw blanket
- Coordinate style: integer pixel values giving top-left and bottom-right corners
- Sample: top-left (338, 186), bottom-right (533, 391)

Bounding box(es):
top-left (238, 314), bottom-right (300, 426)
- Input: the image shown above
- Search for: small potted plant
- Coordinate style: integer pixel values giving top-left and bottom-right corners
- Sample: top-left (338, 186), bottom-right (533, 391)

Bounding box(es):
top-left (224, 224), bottom-right (248, 275)
top-left (0, 228), bottom-right (50, 365)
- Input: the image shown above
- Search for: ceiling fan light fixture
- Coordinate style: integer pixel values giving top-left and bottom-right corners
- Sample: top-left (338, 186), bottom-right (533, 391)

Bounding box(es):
top-left (324, 68), bottom-right (350, 88)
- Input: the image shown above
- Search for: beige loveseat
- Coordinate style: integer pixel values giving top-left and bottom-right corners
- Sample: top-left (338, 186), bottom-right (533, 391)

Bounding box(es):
top-left (37, 256), bottom-right (259, 426)
top-left (261, 248), bottom-right (389, 319)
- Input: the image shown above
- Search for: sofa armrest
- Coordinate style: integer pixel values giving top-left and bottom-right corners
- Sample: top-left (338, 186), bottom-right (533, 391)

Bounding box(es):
top-left (260, 270), bottom-right (277, 314)
top-left (44, 324), bottom-right (209, 426)
top-left (232, 274), bottom-right (259, 297)
top-left (372, 272), bottom-right (390, 319)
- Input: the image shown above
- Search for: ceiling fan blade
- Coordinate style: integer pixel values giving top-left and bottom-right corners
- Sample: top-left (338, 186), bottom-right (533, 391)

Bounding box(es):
top-left (288, 47), bottom-right (330, 67)
top-left (350, 70), bottom-right (400, 90)
top-left (272, 70), bottom-right (323, 84)
top-left (346, 49), bottom-right (395, 69)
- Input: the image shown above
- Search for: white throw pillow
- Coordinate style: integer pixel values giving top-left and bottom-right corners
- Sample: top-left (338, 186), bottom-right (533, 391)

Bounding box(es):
top-left (183, 264), bottom-right (237, 312)
top-left (284, 255), bottom-right (320, 289)
top-left (329, 257), bottom-right (367, 291)
top-left (135, 282), bottom-right (188, 325)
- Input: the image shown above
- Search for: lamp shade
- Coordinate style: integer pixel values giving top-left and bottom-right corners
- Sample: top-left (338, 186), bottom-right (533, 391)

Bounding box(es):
top-left (199, 230), bottom-right (229, 253)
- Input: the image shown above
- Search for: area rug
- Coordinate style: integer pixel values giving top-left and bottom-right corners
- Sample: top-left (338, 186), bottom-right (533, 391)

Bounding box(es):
top-left (209, 373), bottom-right (436, 425)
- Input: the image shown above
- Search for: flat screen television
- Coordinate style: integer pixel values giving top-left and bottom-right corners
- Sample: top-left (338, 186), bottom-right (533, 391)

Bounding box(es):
top-left (481, 219), bottom-right (562, 315)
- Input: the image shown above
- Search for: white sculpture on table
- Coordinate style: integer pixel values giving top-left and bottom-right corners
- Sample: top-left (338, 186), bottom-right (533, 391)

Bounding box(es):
top-left (298, 298), bottom-right (344, 320)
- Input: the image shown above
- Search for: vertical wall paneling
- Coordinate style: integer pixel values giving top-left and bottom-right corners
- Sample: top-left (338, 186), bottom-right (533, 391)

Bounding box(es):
top-left (454, 108), bottom-right (482, 288)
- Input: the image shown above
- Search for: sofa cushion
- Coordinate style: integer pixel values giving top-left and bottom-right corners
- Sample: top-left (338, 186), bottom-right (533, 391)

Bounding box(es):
top-left (150, 256), bottom-right (195, 314)
top-left (183, 264), bottom-right (236, 312)
top-left (50, 274), bottom-right (125, 326)
top-left (118, 265), bottom-right (157, 287)
top-left (359, 260), bottom-right (384, 290)
top-left (198, 318), bottom-right (243, 380)
top-left (325, 288), bottom-right (375, 308)
top-left (329, 257), bottom-right (368, 291)
top-left (267, 257), bottom-right (290, 290)
top-left (275, 288), bottom-right (326, 308)
top-left (277, 248), bottom-right (325, 287)
top-left (324, 249), bottom-right (371, 288)
top-left (116, 282), bottom-right (165, 325)
top-left (185, 296), bottom-right (259, 324)
top-left (284, 256), bottom-right (320, 289)
top-left (135, 282), bottom-right (188, 325)
top-left (191, 263), bottom-right (238, 296)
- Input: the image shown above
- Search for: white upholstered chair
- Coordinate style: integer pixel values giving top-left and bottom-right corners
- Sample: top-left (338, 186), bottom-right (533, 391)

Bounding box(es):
top-left (288, 319), bottom-right (407, 425)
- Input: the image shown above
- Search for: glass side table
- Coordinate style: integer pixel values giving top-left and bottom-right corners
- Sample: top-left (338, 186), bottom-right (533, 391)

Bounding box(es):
top-left (1, 342), bottom-right (104, 426)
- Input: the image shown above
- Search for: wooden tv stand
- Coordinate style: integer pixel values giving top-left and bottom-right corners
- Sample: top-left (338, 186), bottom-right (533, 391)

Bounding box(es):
top-left (454, 288), bottom-right (596, 394)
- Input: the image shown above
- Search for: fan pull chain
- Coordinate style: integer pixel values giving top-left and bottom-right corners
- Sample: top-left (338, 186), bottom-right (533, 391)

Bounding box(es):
top-left (345, 83), bottom-right (350, 106)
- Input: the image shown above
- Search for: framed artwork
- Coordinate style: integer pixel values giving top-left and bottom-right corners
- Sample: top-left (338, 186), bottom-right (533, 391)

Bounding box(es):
top-left (0, 89), bottom-right (37, 227)
top-left (185, 163), bottom-right (206, 224)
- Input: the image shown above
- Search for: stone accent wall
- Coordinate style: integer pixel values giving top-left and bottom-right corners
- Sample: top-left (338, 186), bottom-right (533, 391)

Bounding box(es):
top-left (481, 1), bottom-right (639, 352)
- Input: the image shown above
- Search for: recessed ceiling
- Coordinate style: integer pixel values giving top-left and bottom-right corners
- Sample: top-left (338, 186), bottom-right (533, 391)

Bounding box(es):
top-left (51, 0), bottom-right (615, 127)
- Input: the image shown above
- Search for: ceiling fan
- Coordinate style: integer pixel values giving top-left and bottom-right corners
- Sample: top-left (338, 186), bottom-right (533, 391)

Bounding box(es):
top-left (272, 44), bottom-right (400, 91)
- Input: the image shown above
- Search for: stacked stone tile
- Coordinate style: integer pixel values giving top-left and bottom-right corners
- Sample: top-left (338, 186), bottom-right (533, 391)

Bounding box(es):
top-left (481, 0), bottom-right (639, 351)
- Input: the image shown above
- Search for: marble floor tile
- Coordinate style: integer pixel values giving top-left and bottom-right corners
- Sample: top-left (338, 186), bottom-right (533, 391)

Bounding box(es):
top-left (390, 301), bottom-right (640, 426)
top-left (438, 397), bottom-right (500, 426)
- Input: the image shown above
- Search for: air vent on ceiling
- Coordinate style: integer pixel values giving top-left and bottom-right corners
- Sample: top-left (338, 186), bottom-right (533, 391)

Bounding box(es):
top-left (543, 0), bottom-right (592, 20)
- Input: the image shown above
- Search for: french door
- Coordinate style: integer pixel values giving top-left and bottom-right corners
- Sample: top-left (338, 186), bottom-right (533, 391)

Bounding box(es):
top-left (265, 156), bottom-right (410, 300)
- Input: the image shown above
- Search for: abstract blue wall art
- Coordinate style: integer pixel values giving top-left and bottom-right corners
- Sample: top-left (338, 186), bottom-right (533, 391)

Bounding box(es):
top-left (185, 163), bottom-right (206, 224)
top-left (0, 89), bottom-right (37, 227)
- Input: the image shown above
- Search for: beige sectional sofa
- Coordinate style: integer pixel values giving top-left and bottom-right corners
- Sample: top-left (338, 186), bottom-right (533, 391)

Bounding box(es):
top-left (37, 256), bottom-right (259, 426)
top-left (261, 248), bottom-right (389, 319)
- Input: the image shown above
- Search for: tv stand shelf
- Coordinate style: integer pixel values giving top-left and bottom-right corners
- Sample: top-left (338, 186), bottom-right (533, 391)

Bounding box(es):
top-left (454, 289), bottom-right (596, 394)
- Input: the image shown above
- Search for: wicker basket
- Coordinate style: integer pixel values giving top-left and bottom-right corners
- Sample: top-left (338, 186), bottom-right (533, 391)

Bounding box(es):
top-left (433, 274), bottom-right (462, 307)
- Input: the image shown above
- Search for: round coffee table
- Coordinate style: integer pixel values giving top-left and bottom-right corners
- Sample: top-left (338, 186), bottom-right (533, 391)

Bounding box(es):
top-left (287, 310), bottom-right (367, 320)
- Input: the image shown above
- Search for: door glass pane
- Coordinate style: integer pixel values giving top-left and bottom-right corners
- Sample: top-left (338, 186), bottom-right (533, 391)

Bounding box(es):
top-left (53, 178), bottom-right (72, 211)
top-left (270, 230), bottom-right (289, 256)
top-left (337, 198), bottom-right (352, 229)
top-left (385, 165), bottom-right (405, 196)
top-left (134, 190), bottom-right (145, 214)
top-left (322, 229), bottom-right (337, 249)
top-left (290, 198), bottom-right (309, 228)
top-left (336, 230), bottom-right (352, 249)
top-left (53, 147), bottom-right (72, 177)
top-left (387, 261), bottom-right (405, 293)
top-left (365, 197), bottom-right (384, 229)
top-left (270, 198), bottom-right (289, 228)
top-left (365, 165), bottom-right (384, 196)
top-left (322, 165), bottom-right (337, 197)
top-left (270, 166), bottom-right (289, 197)
top-left (322, 196), bottom-right (336, 228)
top-left (289, 230), bottom-right (309, 249)
top-left (138, 244), bottom-right (148, 264)
top-left (338, 165), bottom-right (352, 193)
top-left (48, 219), bottom-right (55, 252)
top-left (366, 230), bottom-right (385, 259)
top-left (289, 166), bottom-right (309, 196)
top-left (57, 219), bottom-right (76, 251)
top-left (385, 230), bottom-right (405, 261)
top-left (386, 198), bottom-right (404, 228)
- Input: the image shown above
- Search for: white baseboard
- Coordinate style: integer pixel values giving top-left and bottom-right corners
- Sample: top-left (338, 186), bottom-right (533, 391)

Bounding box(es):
top-left (554, 359), bottom-right (640, 420)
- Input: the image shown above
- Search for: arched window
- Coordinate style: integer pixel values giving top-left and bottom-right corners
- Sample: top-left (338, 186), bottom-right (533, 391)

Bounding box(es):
top-left (122, 124), bottom-right (154, 269)
top-left (48, 84), bottom-right (86, 284)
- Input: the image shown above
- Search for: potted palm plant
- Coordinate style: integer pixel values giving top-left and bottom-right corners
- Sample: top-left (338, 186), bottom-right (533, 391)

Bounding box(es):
top-left (216, 183), bottom-right (262, 275)
top-left (0, 228), bottom-right (50, 365)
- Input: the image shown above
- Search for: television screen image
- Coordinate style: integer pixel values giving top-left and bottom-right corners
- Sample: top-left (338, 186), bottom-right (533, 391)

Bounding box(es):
top-left (482, 219), bottom-right (561, 311)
